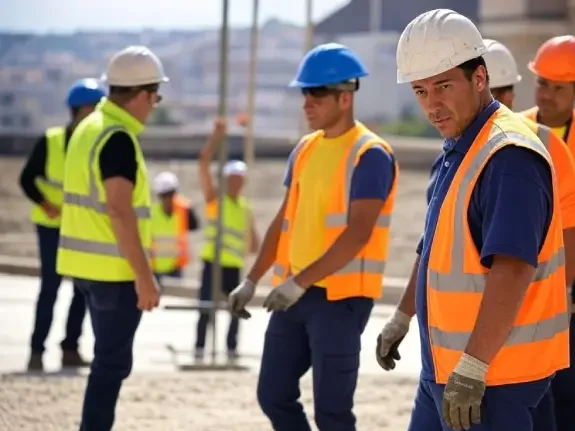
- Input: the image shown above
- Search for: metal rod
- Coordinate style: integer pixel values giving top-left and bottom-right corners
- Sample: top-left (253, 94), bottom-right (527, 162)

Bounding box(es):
top-left (211, 0), bottom-right (230, 365)
top-left (298, 0), bottom-right (314, 136)
top-left (243, 0), bottom-right (260, 264)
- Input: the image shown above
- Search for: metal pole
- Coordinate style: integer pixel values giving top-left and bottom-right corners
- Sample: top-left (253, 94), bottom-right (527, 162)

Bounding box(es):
top-left (298, 0), bottom-right (314, 136)
top-left (244, 0), bottom-right (259, 170)
top-left (211, 0), bottom-right (230, 365)
top-left (243, 0), bottom-right (260, 252)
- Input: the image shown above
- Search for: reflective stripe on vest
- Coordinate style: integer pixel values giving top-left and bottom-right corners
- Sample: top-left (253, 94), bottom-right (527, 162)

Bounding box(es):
top-left (535, 124), bottom-right (552, 149)
top-left (59, 125), bottom-right (151, 257)
top-left (273, 132), bottom-right (391, 280)
top-left (204, 219), bottom-right (245, 258)
top-left (428, 130), bottom-right (568, 354)
top-left (30, 127), bottom-right (66, 227)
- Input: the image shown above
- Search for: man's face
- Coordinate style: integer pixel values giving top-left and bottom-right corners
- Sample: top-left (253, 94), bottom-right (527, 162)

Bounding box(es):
top-left (158, 191), bottom-right (175, 212)
top-left (535, 77), bottom-right (575, 120)
top-left (302, 88), bottom-right (351, 131)
top-left (411, 66), bottom-right (487, 138)
top-left (226, 174), bottom-right (244, 197)
top-left (491, 87), bottom-right (514, 110)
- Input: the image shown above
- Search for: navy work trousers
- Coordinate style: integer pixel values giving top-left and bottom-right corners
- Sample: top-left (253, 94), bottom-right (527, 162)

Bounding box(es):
top-left (408, 377), bottom-right (551, 430)
top-left (75, 279), bottom-right (142, 431)
top-left (533, 315), bottom-right (575, 431)
top-left (30, 224), bottom-right (86, 354)
top-left (195, 260), bottom-right (240, 351)
top-left (257, 287), bottom-right (373, 431)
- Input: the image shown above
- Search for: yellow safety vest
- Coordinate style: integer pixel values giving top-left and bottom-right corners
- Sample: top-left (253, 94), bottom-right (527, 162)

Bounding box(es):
top-left (56, 98), bottom-right (151, 282)
top-left (151, 201), bottom-right (184, 274)
top-left (200, 195), bottom-right (249, 268)
top-left (30, 127), bottom-right (66, 227)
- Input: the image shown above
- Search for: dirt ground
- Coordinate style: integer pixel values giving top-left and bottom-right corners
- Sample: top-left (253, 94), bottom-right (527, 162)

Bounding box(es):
top-left (0, 371), bottom-right (417, 431)
top-left (0, 157), bottom-right (429, 283)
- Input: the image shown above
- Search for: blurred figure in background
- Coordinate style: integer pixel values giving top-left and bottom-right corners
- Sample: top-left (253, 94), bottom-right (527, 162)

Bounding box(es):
top-left (151, 171), bottom-right (200, 284)
top-left (19, 78), bottom-right (105, 371)
top-left (195, 117), bottom-right (260, 361)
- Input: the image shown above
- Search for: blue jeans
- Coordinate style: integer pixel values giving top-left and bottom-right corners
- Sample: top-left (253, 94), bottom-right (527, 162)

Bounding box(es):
top-left (195, 260), bottom-right (240, 351)
top-left (408, 377), bottom-right (551, 430)
top-left (30, 225), bottom-right (86, 354)
top-left (75, 278), bottom-right (142, 431)
top-left (257, 287), bottom-right (374, 431)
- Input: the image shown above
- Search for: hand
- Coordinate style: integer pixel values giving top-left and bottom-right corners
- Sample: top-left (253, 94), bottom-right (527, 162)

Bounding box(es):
top-left (135, 275), bottom-right (161, 311)
top-left (262, 276), bottom-right (306, 312)
top-left (228, 278), bottom-right (257, 319)
top-left (375, 309), bottom-right (411, 371)
top-left (442, 354), bottom-right (488, 430)
top-left (41, 201), bottom-right (60, 219)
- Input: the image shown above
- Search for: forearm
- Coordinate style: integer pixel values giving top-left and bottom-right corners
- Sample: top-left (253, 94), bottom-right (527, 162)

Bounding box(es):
top-left (109, 211), bottom-right (153, 280)
top-left (464, 255), bottom-right (534, 364)
top-left (246, 215), bottom-right (282, 283)
top-left (293, 226), bottom-right (368, 288)
top-left (397, 255), bottom-right (419, 317)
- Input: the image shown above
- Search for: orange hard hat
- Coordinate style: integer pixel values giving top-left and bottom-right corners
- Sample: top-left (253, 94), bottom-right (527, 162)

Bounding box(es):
top-left (528, 35), bottom-right (575, 82)
top-left (235, 112), bottom-right (248, 126)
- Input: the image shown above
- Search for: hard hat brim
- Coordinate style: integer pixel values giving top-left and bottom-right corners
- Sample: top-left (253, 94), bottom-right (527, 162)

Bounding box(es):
top-left (101, 73), bottom-right (170, 87)
top-left (289, 71), bottom-right (368, 89)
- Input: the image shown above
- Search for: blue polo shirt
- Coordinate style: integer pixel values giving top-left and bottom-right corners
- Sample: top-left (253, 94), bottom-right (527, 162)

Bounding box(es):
top-left (416, 101), bottom-right (554, 381)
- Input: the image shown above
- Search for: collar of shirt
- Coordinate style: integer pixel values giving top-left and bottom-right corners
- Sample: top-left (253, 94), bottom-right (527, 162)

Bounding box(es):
top-left (442, 100), bottom-right (501, 155)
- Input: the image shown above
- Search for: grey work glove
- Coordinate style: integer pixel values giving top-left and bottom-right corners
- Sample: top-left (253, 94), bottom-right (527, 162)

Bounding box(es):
top-left (262, 276), bottom-right (305, 312)
top-left (228, 278), bottom-right (256, 319)
top-left (442, 353), bottom-right (488, 430)
top-left (376, 309), bottom-right (411, 371)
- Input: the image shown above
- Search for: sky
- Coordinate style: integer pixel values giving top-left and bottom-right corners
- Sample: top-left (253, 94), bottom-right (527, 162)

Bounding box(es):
top-left (1, 0), bottom-right (350, 33)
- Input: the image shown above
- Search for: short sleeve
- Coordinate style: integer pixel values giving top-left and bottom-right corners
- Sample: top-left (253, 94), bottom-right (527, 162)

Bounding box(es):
top-left (98, 131), bottom-right (138, 184)
top-left (283, 146), bottom-right (297, 188)
top-left (477, 146), bottom-right (553, 268)
top-left (349, 147), bottom-right (395, 200)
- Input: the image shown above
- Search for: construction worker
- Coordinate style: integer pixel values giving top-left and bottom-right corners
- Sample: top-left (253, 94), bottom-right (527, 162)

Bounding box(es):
top-left (518, 35), bottom-right (575, 431)
top-left (19, 78), bottom-right (105, 371)
top-left (56, 45), bottom-right (167, 431)
top-left (228, 43), bottom-right (398, 431)
top-left (194, 118), bottom-right (260, 360)
top-left (151, 171), bottom-right (199, 282)
top-left (376, 9), bottom-right (569, 431)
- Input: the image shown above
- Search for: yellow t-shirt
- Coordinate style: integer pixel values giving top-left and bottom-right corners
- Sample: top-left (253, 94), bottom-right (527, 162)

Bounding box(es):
top-left (288, 126), bottom-right (361, 287)
top-left (551, 125), bottom-right (567, 141)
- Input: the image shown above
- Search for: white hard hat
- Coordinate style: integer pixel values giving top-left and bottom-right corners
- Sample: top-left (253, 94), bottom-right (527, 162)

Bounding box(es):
top-left (101, 45), bottom-right (169, 87)
top-left (396, 9), bottom-right (487, 84)
top-left (223, 160), bottom-right (247, 177)
top-left (153, 171), bottom-right (179, 195)
top-left (483, 39), bottom-right (522, 89)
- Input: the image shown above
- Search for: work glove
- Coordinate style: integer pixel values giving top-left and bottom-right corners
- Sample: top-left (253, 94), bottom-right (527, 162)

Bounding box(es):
top-left (228, 278), bottom-right (256, 319)
top-left (375, 309), bottom-right (411, 371)
top-left (442, 353), bottom-right (488, 430)
top-left (262, 276), bottom-right (305, 312)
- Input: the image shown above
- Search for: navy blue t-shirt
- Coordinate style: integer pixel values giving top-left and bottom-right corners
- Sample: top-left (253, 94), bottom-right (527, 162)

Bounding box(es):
top-left (416, 101), bottom-right (553, 381)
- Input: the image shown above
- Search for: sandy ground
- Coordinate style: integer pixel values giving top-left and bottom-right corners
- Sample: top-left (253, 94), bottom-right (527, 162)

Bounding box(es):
top-left (0, 372), bottom-right (417, 431)
top-left (0, 157), bottom-right (429, 284)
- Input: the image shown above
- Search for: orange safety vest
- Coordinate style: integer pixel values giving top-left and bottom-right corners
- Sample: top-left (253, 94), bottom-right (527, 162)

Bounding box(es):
top-left (271, 125), bottom-right (399, 301)
top-left (428, 106), bottom-right (569, 386)
top-left (151, 194), bottom-right (190, 272)
top-left (521, 107), bottom-right (575, 156)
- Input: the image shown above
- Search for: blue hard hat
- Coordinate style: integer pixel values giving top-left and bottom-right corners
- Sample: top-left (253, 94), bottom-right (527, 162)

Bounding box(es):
top-left (66, 78), bottom-right (106, 108)
top-left (289, 43), bottom-right (369, 88)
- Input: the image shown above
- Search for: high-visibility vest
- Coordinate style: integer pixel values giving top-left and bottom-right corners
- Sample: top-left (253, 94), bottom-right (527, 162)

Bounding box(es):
top-left (272, 123), bottom-right (398, 301)
top-left (521, 107), bottom-right (575, 156)
top-left (428, 105), bottom-right (569, 385)
top-left (30, 126), bottom-right (66, 227)
top-left (151, 195), bottom-right (190, 274)
top-left (200, 195), bottom-right (249, 268)
top-left (56, 98), bottom-right (152, 282)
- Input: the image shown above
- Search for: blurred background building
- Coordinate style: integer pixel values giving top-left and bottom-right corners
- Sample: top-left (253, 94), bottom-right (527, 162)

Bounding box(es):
top-left (1, 0), bottom-right (574, 139)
